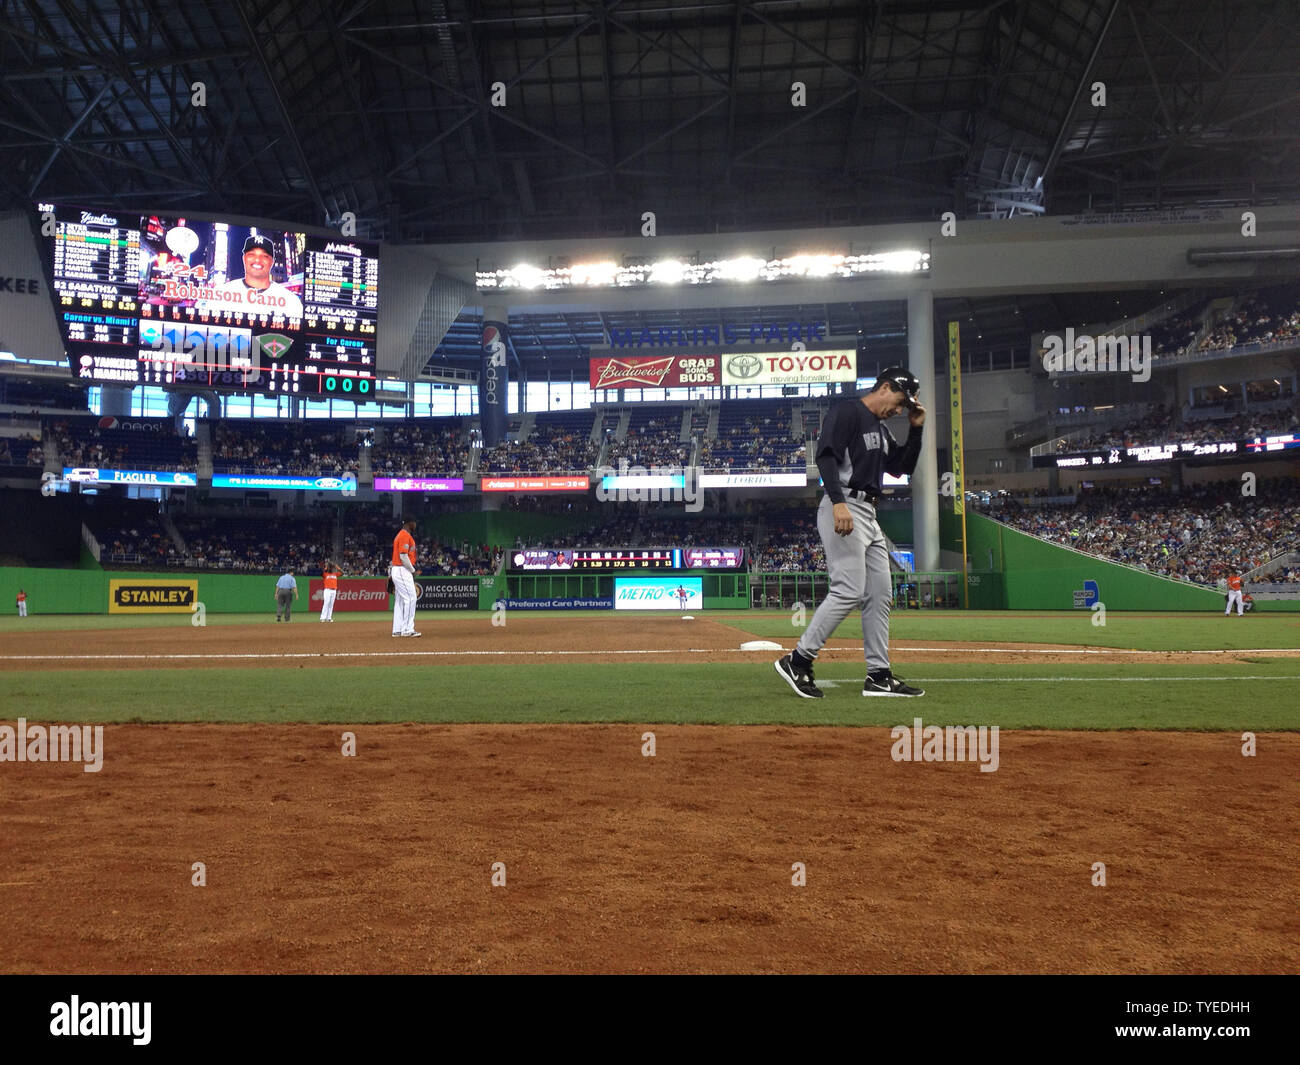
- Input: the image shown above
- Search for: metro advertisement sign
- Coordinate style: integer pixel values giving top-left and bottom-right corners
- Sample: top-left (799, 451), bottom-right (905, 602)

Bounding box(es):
top-left (589, 354), bottom-right (719, 390)
top-left (308, 578), bottom-right (389, 611)
top-left (613, 576), bottom-right (703, 611)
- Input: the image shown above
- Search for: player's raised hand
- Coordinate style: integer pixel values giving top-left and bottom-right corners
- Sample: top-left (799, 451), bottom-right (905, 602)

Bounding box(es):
top-left (832, 502), bottom-right (854, 536)
top-left (908, 399), bottom-right (926, 427)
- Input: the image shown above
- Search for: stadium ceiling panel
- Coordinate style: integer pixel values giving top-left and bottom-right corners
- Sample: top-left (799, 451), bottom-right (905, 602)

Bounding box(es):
top-left (3, 0), bottom-right (1298, 244)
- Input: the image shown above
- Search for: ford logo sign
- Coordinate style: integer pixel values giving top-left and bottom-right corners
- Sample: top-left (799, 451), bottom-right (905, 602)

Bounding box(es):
top-left (315, 478), bottom-right (344, 489)
top-left (728, 354), bottom-right (762, 379)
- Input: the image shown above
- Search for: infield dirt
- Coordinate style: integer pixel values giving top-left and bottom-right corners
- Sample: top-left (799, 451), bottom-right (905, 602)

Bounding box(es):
top-left (1, 723), bottom-right (1296, 974)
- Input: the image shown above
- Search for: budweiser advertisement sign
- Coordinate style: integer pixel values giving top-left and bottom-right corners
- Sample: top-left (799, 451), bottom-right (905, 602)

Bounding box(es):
top-left (307, 578), bottom-right (390, 611)
top-left (589, 355), bottom-right (719, 390)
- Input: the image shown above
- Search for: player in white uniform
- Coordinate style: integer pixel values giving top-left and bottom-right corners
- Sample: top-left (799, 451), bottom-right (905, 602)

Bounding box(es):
top-left (198, 234), bottom-right (303, 319)
top-left (1225, 573), bottom-right (1245, 616)
top-left (16, 589), bottom-right (28, 617)
top-left (319, 560), bottom-right (340, 622)
top-left (391, 521), bottom-right (421, 637)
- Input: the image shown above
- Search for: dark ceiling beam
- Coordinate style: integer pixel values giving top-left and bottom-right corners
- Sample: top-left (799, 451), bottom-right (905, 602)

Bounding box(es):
top-left (743, 3), bottom-right (972, 152)
top-left (730, 86), bottom-right (858, 164)
top-left (2, 49), bottom-right (249, 81)
top-left (77, 0), bottom-right (220, 203)
top-left (502, 1), bottom-right (616, 91)
top-left (1126, 4), bottom-right (1174, 141)
top-left (24, 79), bottom-right (121, 197)
top-left (602, 7), bottom-right (731, 89)
top-left (232, 0), bottom-right (331, 224)
top-left (1041, 0), bottom-right (1121, 186)
top-left (614, 94), bottom-right (729, 168)
top-left (722, 0), bottom-right (745, 186)
top-left (883, 0), bottom-right (1007, 66)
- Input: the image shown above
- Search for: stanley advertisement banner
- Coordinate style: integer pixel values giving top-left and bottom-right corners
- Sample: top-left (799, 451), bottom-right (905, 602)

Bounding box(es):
top-left (109, 579), bottom-right (198, 613)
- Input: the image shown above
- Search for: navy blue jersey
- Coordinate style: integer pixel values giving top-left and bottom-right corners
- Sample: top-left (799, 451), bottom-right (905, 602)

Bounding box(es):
top-left (815, 398), bottom-right (923, 501)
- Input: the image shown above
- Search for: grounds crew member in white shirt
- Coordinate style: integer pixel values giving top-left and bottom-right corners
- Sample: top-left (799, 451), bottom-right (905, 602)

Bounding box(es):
top-left (201, 234), bottom-right (303, 319)
top-left (275, 570), bottom-right (298, 622)
top-left (390, 520), bottom-right (421, 637)
top-left (775, 367), bottom-right (927, 699)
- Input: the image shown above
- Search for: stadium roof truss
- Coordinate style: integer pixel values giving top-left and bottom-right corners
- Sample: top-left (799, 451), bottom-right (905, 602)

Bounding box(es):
top-left (3, 0), bottom-right (1299, 245)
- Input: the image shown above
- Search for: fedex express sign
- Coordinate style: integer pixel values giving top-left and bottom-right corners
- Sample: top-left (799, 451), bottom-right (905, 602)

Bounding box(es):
top-left (590, 350), bottom-right (856, 390)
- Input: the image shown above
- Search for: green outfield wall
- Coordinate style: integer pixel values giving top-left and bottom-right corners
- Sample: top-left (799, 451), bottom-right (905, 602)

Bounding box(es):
top-left (960, 512), bottom-right (1300, 611)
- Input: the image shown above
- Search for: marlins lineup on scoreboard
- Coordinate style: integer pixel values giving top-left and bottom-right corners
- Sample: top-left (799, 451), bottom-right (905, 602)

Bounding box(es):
top-left (41, 204), bottom-right (379, 395)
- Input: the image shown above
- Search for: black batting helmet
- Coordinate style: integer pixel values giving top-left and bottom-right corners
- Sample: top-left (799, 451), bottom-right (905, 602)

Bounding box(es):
top-left (873, 366), bottom-right (920, 408)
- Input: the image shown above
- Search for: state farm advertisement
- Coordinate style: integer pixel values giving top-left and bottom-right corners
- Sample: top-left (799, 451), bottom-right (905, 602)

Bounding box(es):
top-left (589, 354), bottom-right (718, 390)
top-left (720, 349), bottom-right (857, 386)
top-left (308, 577), bottom-right (389, 611)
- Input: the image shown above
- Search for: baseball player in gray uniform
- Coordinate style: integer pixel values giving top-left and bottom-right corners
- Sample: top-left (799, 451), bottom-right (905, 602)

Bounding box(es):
top-left (775, 367), bottom-right (927, 698)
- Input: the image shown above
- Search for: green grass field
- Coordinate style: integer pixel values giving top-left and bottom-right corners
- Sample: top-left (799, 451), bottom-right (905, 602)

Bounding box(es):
top-left (1, 610), bottom-right (1297, 730)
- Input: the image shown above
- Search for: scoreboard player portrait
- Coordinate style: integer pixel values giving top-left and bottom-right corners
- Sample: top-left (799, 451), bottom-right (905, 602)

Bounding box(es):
top-left (137, 217), bottom-right (305, 326)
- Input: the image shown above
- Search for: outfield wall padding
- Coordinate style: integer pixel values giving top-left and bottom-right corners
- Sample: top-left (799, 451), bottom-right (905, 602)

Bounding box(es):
top-left (962, 513), bottom-right (1265, 611)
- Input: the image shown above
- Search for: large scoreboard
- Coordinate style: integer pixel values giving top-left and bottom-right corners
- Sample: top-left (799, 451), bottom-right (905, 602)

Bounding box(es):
top-left (511, 547), bottom-right (745, 572)
top-left (43, 204), bottom-right (379, 395)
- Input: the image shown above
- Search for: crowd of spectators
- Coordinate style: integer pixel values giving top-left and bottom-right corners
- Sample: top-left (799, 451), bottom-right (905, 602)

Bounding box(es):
top-left (700, 404), bottom-right (806, 471)
top-left (1267, 565), bottom-right (1300, 583)
top-left (211, 422), bottom-right (357, 476)
top-left (603, 413), bottom-right (690, 470)
top-left (480, 415), bottom-right (596, 474)
top-left (755, 513), bottom-right (826, 572)
top-left (171, 514), bottom-right (333, 573)
top-left (335, 508), bottom-right (499, 576)
top-left (1199, 290), bottom-right (1300, 353)
top-left (1055, 406), bottom-right (1297, 453)
top-left (977, 477), bottom-right (1300, 586)
top-left (84, 506), bottom-right (174, 566)
top-left (49, 416), bottom-right (196, 472)
top-left (1148, 307), bottom-right (1205, 360)
top-left (371, 421), bottom-right (471, 476)
top-left (0, 434), bottom-right (44, 467)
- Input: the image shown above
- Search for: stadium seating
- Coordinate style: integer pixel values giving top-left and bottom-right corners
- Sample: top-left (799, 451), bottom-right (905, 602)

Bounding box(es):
top-left (211, 420), bottom-right (357, 476)
top-left (976, 478), bottom-right (1300, 586)
top-left (603, 408), bottom-right (689, 469)
top-left (48, 415), bottom-right (197, 472)
top-left (370, 419), bottom-right (470, 476)
top-left (699, 400), bottom-right (806, 471)
top-left (480, 410), bottom-right (596, 473)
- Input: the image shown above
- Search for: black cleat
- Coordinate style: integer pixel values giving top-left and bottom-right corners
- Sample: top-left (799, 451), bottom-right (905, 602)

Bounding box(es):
top-left (862, 670), bottom-right (925, 697)
top-left (775, 654), bottom-right (824, 699)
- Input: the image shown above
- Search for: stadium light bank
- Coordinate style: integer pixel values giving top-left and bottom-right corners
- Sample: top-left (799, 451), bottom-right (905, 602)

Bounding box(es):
top-left (476, 250), bottom-right (930, 291)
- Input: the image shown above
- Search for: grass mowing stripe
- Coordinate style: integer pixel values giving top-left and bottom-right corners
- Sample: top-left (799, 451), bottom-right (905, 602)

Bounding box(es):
top-left (2, 662), bottom-right (1297, 730)
top-left (718, 612), bottom-right (1300, 652)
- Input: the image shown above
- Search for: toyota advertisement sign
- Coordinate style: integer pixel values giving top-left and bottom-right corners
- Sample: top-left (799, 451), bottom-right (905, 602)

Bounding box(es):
top-left (589, 350), bottom-right (857, 390)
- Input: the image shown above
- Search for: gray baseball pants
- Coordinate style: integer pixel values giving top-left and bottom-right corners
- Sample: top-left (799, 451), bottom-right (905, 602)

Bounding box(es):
top-left (795, 494), bottom-right (893, 672)
top-left (276, 589), bottom-right (294, 620)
